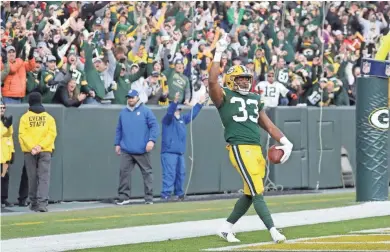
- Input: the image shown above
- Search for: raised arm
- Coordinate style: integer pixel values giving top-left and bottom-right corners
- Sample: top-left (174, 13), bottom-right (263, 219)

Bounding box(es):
top-left (209, 34), bottom-right (229, 108)
top-left (162, 92), bottom-right (180, 125)
top-left (182, 96), bottom-right (205, 125)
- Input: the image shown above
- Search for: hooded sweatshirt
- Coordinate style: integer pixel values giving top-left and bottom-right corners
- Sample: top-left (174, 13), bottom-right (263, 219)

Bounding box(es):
top-left (18, 95), bottom-right (57, 153)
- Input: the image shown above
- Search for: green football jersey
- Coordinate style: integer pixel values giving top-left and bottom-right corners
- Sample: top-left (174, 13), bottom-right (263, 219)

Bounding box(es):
top-left (306, 83), bottom-right (329, 106)
top-left (301, 43), bottom-right (319, 61)
top-left (217, 88), bottom-right (264, 145)
top-left (275, 67), bottom-right (290, 86)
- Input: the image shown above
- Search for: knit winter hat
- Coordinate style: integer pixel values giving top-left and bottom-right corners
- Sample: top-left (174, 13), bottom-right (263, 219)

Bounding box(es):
top-left (28, 92), bottom-right (42, 106)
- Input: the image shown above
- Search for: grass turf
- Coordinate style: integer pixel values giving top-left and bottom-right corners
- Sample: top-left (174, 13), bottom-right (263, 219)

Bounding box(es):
top-left (1, 192), bottom-right (356, 240)
top-left (71, 215), bottom-right (390, 252)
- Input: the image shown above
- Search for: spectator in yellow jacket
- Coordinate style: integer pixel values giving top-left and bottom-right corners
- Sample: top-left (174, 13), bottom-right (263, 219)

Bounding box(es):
top-left (18, 92), bottom-right (57, 212)
top-left (1, 99), bottom-right (15, 208)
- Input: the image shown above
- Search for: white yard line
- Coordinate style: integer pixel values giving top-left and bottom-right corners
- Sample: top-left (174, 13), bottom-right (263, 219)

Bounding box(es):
top-left (1, 202), bottom-right (390, 252)
top-left (350, 228), bottom-right (390, 234)
top-left (205, 234), bottom-right (390, 251)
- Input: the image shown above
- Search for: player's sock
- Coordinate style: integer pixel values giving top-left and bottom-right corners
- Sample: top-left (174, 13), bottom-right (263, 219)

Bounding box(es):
top-left (226, 195), bottom-right (252, 225)
top-left (220, 220), bottom-right (233, 232)
top-left (252, 194), bottom-right (274, 230)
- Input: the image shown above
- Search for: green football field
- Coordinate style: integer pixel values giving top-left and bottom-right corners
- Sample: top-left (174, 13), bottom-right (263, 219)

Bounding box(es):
top-left (2, 192), bottom-right (355, 239)
top-left (2, 191), bottom-right (390, 252)
top-left (71, 216), bottom-right (390, 252)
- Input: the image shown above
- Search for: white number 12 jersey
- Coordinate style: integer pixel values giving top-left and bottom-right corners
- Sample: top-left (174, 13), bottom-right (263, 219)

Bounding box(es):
top-left (253, 81), bottom-right (289, 108)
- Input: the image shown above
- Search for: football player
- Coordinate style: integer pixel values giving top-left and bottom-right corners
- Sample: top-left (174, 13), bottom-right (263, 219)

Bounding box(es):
top-left (209, 34), bottom-right (293, 243)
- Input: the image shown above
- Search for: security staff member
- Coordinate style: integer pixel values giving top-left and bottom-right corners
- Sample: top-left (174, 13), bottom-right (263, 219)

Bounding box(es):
top-left (18, 92), bottom-right (57, 212)
top-left (1, 99), bottom-right (15, 208)
top-left (160, 92), bottom-right (205, 201)
top-left (0, 99), bottom-right (29, 207)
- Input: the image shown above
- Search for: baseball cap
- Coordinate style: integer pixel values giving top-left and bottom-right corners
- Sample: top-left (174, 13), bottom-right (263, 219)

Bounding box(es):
top-left (130, 63), bottom-right (139, 69)
top-left (333, 30), bottom-right (342, 36)
top-left (92, 57), bottom-right (103, 63)
top-left (175, 59), bottom-right (184, 65)
top-left (161, 35), bottom-right (170, 42)
top-left (246, 59), bottom-right (254, 64)
top-left (326, 64), bottom-right (335, 73)
top-left (175, 104), bottom-right (182, 111)
top-left (35, 56), bottom-right (43, 63)
top-left (319, 78), bottom-right (328, 83)
top-left (95, 17), bottom-right (102, 25)
top-left (165, 16), bottom-right (175, 23)
top-left (47, 55), bottom-right (56, 62)
top-left (6, 45), bottom-right (15, 52)
top-left (126, 89), bottom-right (139, 98)
top-left (37, 41), bottom-right (47, 48)
top-left (152, 71), bottom-right (159, 77)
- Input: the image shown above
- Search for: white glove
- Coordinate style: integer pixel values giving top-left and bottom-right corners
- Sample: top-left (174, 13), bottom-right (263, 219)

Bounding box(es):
top-left (111, 81), bottom-right (117, 91)
top-left (275, 137), bottom-right (293, 164)
top-left (215, 34), bottom-right (229, 53)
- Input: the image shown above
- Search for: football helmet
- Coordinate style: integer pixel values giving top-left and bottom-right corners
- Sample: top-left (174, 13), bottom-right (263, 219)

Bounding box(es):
top-left (225, 65), bottom-right (253, 95)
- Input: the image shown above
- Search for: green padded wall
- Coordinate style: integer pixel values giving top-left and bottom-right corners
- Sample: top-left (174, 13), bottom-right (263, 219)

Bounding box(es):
top-left (356, 77), bottom-right (389, 201)
top-left (3, 104), bottom-right (388, 202)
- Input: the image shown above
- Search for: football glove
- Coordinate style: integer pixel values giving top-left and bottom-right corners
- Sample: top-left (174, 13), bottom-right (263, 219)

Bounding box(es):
top-left (3, 115), bottom-right (13, 128)
top-left (106, 81), bottom-right (117, 93)
top-left (215, 34), bottom-right (229, 53)
top-left (275, 137), bottom-right (293, 164)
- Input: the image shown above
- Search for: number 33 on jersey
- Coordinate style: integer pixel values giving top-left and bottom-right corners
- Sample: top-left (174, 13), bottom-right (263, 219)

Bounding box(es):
top-left (217, 87), bottom-right (264, 146)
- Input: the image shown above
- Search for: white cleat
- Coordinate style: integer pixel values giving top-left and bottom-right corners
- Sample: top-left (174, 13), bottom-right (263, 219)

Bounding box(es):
top-left (217, 230), bottom-right (241, 243)
top-left (270, 227), bottom-right (286, 243)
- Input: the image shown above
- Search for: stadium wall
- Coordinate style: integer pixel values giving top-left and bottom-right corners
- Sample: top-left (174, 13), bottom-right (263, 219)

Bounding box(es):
top-left (5, 105), bottom-right (390, 202)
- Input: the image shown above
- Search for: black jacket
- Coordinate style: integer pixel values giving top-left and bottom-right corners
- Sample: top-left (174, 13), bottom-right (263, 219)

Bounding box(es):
top-left (52, 84), bottom-right (82, 107)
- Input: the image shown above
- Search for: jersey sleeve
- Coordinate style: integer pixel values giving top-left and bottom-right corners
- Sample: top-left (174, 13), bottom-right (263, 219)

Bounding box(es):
top-left (277, 82), bottom-right (290, 97)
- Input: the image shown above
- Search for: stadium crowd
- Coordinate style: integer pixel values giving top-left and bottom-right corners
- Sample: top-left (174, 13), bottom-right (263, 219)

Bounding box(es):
top-left (1, 1), bottom-right (390, 108)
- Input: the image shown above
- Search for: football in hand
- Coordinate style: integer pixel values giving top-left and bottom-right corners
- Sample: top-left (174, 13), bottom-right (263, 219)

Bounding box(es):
top-left (268, 145), bottom-right (284, 164)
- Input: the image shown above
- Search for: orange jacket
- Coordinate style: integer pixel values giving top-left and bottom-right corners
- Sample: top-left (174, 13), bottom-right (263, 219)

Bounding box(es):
top-left (0, 58), bottom-right (36, 98)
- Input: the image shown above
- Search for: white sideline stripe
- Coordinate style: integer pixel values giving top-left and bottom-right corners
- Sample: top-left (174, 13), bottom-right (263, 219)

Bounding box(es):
top-left (350, 228), bottom-right (390, 234)
top-left (1, 202), bottom-right (390, 252)
top-left (204, 234), bottom-right (390, 251)
top-left (300, 242), bottom-right (390, 244)
top-left (219, 250), bottom-right (390, 252)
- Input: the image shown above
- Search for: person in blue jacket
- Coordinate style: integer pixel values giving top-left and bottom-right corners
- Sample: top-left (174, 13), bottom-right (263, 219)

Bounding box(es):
top-left (161, 92), bottom-right (205, 201)
top-left (114, 89), bottom-right (160, 205)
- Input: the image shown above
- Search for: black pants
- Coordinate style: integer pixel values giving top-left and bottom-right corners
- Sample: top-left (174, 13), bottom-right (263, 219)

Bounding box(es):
top-left (118, 152), bottom-right (153, 201)
top-left (1, 164), bottom-right (10, 202)
top-left (1, 164), bottom-right (29, 203)
top-left (24, 152), bottom-right (51, 206)
top-left (18, 165), bottom-right (29, 202)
